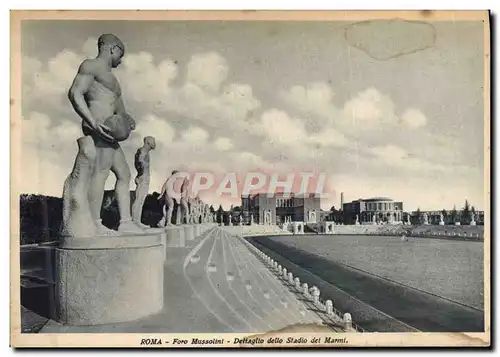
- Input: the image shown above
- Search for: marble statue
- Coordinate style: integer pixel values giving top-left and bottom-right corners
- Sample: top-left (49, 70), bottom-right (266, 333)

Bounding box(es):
top-left (131, 136), bottom-right (156, 229)
top-left (439, 212), bottom-right (445, 225)
top-left (355, 214), bottom-right (360, 225)
top-left (423, 212), bottom-right (429, 225)
top-left (229, 214), bottom-right (233, 226)
top-left (190, 197), bottom-right (201, 224)
top-left (372, 214), bottom-right (376, 225)
top-left (63, 34), bottom-right (143, 237)
top-left (179, 177), bottom-right (190, 224)
top-left (470, 211), bottom-right (476, 226)
top-left (239, 215), bottom-right (243, 226)
top-left (157, 170), bottom-right (180, 227)
top-left (250, 214), bottom-right (254, 225)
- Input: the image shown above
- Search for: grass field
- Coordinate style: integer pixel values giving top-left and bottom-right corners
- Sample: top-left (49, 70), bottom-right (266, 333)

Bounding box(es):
top-left (267, 235), bottom-right (484, 310)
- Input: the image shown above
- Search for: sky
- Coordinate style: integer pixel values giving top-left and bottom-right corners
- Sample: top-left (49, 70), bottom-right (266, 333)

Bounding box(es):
top-left (20, 19), bottom-right (486, 211)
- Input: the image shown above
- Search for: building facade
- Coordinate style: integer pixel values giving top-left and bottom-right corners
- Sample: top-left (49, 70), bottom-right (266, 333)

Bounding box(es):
top-left (241, 193), bottom-right (321, 225)
top-left (342, 197), bottom-right (404, 224)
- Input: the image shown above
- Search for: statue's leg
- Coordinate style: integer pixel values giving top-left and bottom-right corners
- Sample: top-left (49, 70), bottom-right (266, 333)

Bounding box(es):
top-left (158, 202), bottom-right (167, 227)
top-left (182, 200), bottom-right (189, 224)
top-left (132, 179), bottom-right (149, 228)
top-left (87, 140), bottom-right (117, 236)
top-left (61, 136), bottom-right (97, 238)
top-left (112, 147), bottom-right (144, 233)
top-left (166, 196), bottom-right (174, 226)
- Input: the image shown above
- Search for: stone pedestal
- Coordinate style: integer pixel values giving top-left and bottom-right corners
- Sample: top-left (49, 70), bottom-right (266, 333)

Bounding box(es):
top-left (455, 222), bottom-right (461, 226)
top-left (183, 225), bottom-right (195, 241)
top-left (439, 221), bottom-right (445, 225)
top-left (56, 233), bottom-right (163, 326)
top-left (292, 222), bottom-right (304, 235)
top-left (166, 225), bottom-right (185, 247)
top-left (470, 220), bottom-right (476, 226)
top-left (145, 228), bottom-right (167, 262)
top-left (194, 224), bottom-right (201, 237)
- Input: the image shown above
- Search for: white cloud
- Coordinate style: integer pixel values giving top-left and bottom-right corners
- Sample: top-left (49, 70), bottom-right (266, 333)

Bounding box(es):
top-left (370, 144), bottom-right (408, 161)
top-left (401, 108), bottom-right (428, 128)
top-left (230, 151), bottom-right (273, 171)
top-left (309, 128), bottom-right (349, 148)
top-left (186, 52), bottom-right (228, 92)
top-left (181, 126), bottom-right (209, 145)
top-left (20, 111), bottom-right (82, 196)
top-left (368, 144), bottom-right (451, 173)
top-left (117, 52), bottom-right (178, 108)
top-left (214, 137), bottom-right (233, 151)
top-left (130, 113), bottom-right (176, 148)
top-left (342, 87), bottom-right (398, 127)
top-left (81, 37), bottom-right (98, 58)
top-left (259, 109), bottom-right (307, 146)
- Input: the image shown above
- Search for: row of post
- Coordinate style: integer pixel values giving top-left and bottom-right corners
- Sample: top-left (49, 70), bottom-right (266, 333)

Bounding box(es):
top-left (256, 250), bottom-right (355, 332)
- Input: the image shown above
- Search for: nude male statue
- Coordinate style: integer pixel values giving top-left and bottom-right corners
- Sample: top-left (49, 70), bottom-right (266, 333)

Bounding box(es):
top-left (157, 170), bottom-right (183, 227)
top-left (180, 177), bottom-right (191, 224)
top-left (131, 136), bottom-right (156, 229)
top-left (188, 197), bottom-right (197, 224)
top-left (67, 33), bottom-right (143, 235)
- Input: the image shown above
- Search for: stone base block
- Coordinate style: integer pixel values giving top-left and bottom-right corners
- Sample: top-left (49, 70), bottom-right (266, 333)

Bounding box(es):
top-left (145, 228), bottom-right (167, 262)
top-left (183, 225), bottom-right (195, 241)
top-left (470, 221), bottom-right (476, 226)
top-left (439, 221), bottom-right (445, 225)
top-left (199, 224), bottom-right (207, 234)
top-left (56, 233), bottom-right (163, 326)
top-left (194, 224), bottom-right (201, 237)
top-left (166, 225), bottom-right (185, 247)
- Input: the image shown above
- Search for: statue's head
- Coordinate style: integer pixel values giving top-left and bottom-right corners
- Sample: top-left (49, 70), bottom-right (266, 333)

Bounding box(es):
top-left (98, 34), bottom-right (125, 68)
top-left (171, 170), bottom-right (179, 176)
top-left (144, 136), bottom-right (156, 150)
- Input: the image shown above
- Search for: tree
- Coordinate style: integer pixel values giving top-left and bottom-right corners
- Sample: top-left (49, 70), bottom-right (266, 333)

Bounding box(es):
top-left (209, 205), bottom-right (215, 214)
top-left (216, 205), bottom-right (224, 223)
top-left (451, 205), bottom-right (458, 223)
top-left (462, 199), bottom-right (470, 223)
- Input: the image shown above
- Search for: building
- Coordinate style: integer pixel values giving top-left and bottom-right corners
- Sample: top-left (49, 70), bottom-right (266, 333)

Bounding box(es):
top-left (241, 193), bottom-right (321, 225)
top-left (342, 197), bottom-right (404, 224)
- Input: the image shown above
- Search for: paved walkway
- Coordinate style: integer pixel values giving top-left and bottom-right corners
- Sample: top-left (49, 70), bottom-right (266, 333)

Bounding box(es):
top-left (40, 227), bottom-right (338, 333)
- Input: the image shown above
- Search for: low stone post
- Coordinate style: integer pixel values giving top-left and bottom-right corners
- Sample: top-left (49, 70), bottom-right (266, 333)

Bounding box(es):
top-left (302, 283), bottom-right (309, 297)
top-left (343, 313), bottom-right (352, 330)
top-left (311, 286), bottom-right (320, 303)
top-left (294, 277), bottom-right (301, 289)
top-left (325, 300), bottom-right (333, 316)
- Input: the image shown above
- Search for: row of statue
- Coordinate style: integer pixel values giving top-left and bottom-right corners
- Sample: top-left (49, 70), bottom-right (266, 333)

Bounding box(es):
top-left (59, 34), bottom-right (220, 239)
top-left (155, 170), bottom-right (216, 227)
